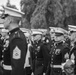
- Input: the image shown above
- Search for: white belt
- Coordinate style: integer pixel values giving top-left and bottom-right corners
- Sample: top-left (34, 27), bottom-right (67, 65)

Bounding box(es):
top-left (3, 64), bottom-right (12, 70)
top-left (51, 65), bottom-right (62, 69)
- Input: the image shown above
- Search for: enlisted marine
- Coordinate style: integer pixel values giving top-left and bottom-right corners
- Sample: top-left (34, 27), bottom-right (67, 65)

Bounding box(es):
top-left (1, 29), bottom-right (11, 75)
top-left (2, 6), bottom-right (27, 75)
top-left (68, 28), bottom-right (76, 75)
top-left (30, 33), bottom-right (43, 75)
top-left (50, 29), bottom-right (70, 75)
top-left (30, 32), bottom-right (51, 75)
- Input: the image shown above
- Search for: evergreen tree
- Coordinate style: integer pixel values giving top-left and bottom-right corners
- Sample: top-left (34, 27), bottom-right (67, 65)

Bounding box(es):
top-left (20, 0), bottom-right (76, 29)
top-left (6, 0), bottom-right (17, 9)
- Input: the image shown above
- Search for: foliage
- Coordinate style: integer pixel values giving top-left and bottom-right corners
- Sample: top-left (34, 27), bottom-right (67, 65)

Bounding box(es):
top-left (6, 0), bottom-right (17, 9)
top-left (30, 0), bottom-right (49, 28)
top-left (20, 0), bottom-right (35, 28)
top-left (20, 0), bottom-right (76, 29)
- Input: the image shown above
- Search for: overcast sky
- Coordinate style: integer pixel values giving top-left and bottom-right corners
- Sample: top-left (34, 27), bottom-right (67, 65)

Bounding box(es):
top-left (0, 0), bottom-right (21, 10)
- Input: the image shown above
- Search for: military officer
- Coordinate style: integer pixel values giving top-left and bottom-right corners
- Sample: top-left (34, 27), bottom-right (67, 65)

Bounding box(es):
top-left (1, 6), bottom-right (27, 75)
top-left (50, 28), bottom-right (70, 75)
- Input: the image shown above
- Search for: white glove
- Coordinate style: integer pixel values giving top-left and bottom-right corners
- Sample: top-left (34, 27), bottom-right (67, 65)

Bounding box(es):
top-left (43, 73), bottom-right (46, 75)
top-left (31, 72), bottom-right (34, 75)
top-left (62, 63), bottom-right (66, 70)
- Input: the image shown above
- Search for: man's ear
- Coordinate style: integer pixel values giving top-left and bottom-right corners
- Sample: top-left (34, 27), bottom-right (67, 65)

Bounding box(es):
top-left (5, 16), bottom-right (10, 24)
top-left (7, 17), bottom-right (12, 24)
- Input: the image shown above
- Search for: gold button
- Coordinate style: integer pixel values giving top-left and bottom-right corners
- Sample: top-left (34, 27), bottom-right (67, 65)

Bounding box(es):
top-left (51, 62), bottom-right (53, 64)
top-left (2, 55), bottom-right (4, 58)
top-left (15, 32), bottom-right (17, 34)
top-left (2, 50), bottom-right (4, 52)
top-left (4, 48), bottom-right (6, 50)
top-left (36, 56), bottom-right (37, 58)
top-left (35, 52), bottom-right (37, 54)
top-left (3, 45), bottom-right (6, 47)
top-left (51, 59), bottom-right (53, 60)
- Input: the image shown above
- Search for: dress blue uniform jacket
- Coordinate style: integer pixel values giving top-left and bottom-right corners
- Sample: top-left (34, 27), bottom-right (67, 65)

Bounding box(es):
top-left (9, 27), bottom-right (27, 75)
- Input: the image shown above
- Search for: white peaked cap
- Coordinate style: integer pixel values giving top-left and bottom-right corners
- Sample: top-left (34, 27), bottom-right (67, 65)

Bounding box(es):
top-left (24, 32), bottom-right (30, 37)
top-left (31, 29), bottom-right (42, 35)
top-left (68, 25), bottom-right (76, 31)
top-left (3, 6), bottom-right (25, 18)
top-left (49, 27), bottom-right (64, 34)
top-left (31, 31), bottom-right (42, 35)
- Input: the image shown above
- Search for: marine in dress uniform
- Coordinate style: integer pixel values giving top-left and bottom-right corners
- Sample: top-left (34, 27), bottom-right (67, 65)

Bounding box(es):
top-left (30, 33), bottom-right (43, 75)
top-left (68, 25), bottom-right (76, 75)
top-left (30, 33), bottom-right (51, 75)
top-left (50, 29), bottom-right (70, 75)
top-left (1, 6), bottom-right (27, 75)
top-left (0, 29), bottom-right (10, 75)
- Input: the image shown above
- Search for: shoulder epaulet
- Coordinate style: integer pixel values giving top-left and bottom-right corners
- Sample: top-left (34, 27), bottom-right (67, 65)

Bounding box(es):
top-left (10, 29), bottom-right (26, 42)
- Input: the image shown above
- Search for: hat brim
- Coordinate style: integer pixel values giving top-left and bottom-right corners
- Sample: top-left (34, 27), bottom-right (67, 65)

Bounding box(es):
top-left (55, 33), bottom-right (63, 36)
top-left (3, 6), bottom-right (25, 18)
top-left (1, 14), bottom-right (9, 19)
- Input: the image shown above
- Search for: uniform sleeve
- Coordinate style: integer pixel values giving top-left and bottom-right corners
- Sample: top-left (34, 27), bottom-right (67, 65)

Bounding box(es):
top-left (0, 39), bottom-right (3, 61)
top-left (10, 38), bottom-right (27, 75)
top-left (41, 44), bottom-right (50, 73)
